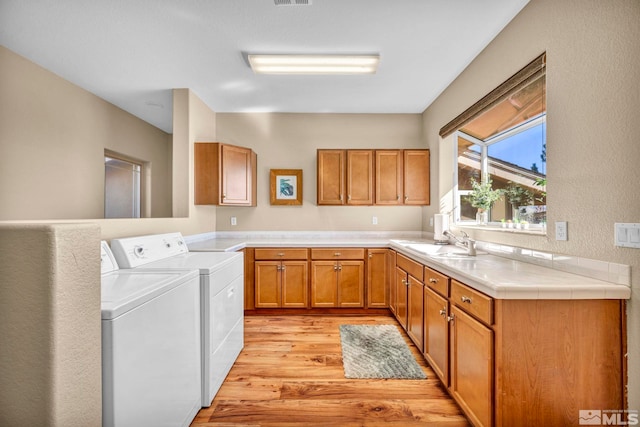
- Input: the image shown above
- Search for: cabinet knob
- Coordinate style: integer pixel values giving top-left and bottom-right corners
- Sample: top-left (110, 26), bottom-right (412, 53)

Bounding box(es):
top-left (461, 296), bottom-right (472, 304)
top-left (334, 265), bottom-right (338, 271)
top-left (439, 308), bottom-right (446, 317)
top-left (429, 278), bottom-right (438, 284)
top-left (348, 195), bottom-right (352, 201)
top-left (368, 253), bottom-right (373, 259)
top-left (334, 252), bottom-right (341, 256)
top-left (338, 264), bottom-right (342, 271)
top-left (396, 195), bottom-right (400, 201)
top-left (277, 252), bottom-right (285, 257)
top-left (447, 314), bottom-right (455, 323)
top-left (405, 195), bottom-right (408, 201)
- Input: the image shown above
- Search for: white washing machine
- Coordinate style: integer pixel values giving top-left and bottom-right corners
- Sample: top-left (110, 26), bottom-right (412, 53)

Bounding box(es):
top-left (110, 233), bottom-right (244, 407)
top-left (100, 242), bottom-right (201, 427)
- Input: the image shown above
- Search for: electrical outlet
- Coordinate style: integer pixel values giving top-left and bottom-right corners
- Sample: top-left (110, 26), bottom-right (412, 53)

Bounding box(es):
top-left (372, 216), bottom-right (378, 225)
top-left (231, 216), bottom-right (237, 226)
top-left (555, 221), bottom-right (567, 241)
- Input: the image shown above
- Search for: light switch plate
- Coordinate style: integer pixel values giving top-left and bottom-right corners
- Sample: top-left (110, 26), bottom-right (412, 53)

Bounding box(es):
top-left (615, 223), bottom-right (640, 248)
top-left (231, 216), bottom-right (237, 226)
top-left (555, 221), bottom-right (568, 241)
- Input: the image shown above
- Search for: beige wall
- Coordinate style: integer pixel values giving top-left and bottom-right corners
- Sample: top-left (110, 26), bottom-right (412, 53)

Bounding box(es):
top-left (215, 113), bottom-right (426, 231)
top-left (0, 46), bottom-right (173, 220)
top-left (0, 223), bottom-right (102, 427)
top-left (423, 0), bottom-right (640, 408)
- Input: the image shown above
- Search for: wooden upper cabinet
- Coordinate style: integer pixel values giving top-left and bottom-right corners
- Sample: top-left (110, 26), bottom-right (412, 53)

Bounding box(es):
top-left (403, 150), bottom-right (430, 205)
top-left (317, 150), bottom-right (345, 205)
top-left (317, 148), bottom-right (429, 206)
top-left (346, 150), bottom-right (373, 205)
top-left (375, 150), bottom-right (403, 205)
top-left (194, 142), bottom-right (257, 206)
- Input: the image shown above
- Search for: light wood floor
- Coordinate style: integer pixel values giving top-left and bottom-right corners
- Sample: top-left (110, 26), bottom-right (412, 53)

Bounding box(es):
top-left (191, 315), bottom-right (471, 426)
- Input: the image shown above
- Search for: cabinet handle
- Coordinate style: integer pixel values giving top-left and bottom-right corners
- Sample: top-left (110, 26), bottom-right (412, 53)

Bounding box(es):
top-left (396, 195), bottom-right (400, 201)
top-left (429, 278), bottom-right (438, 284)
top-left (447, 314), bottom-right (455, 323)
top-left (401, 279), bottom-right (406, 285)
top-left (348, 195), bottom-right (351, 201)
top-left (405, 195), bottom-right (408, 201)
top-left (281, 266), bottom-right (286, 271)
top-left (368, 253), bottom-right (373, 259)
top-left (334, 264), bottom-right (338, 271)
top-left (439, 308), bottom-right (446, 317)
top-left (338, 264), bottom-right (342, 271)
top-left (277, 252), bottom-right (285, 257)
top-left (461, 296), bottom-right (472, 304)
top-left (334, 252), bottom-right (341, 257)
top-left (276, 265), bottom-right (281, 271)
top-left (340, 194), bottom-right (343, 201)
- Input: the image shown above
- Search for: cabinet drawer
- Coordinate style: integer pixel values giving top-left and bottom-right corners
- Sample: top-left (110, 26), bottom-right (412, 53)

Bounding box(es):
top-left (425, 267), bottom-right (449, 298)
top-left (254, 248), bottom-right (308, 260)
top-left (396, 253), bottom-right (424, 282)
top-left (311, 248), bottom-right (365, 260)
top-left (451, 280), bottom-right (493, 326)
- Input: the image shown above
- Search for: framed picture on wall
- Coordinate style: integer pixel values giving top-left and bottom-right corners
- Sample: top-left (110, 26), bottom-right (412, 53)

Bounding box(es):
top-left (270, 169), bottom-right (302, 205)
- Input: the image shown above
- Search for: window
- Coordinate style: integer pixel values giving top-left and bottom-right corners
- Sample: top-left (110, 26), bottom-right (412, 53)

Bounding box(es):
top-left (440, 53), bottom-right (546, 231)
top-left (104, 152), bottom-right (142, 218)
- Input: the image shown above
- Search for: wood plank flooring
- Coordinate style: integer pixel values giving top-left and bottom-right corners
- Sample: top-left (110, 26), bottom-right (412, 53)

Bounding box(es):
top-left (191, 315), bottom-right (470, 427)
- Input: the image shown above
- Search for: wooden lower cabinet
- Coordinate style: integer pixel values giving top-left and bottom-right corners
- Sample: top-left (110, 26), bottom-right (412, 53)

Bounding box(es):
top-left (449, 304), bottom-right (493, 427)
top-left (311, 260), bottom-right (364, 308)
top-left (255, 261), bottom-right (308, 308)
top-left (394, 266), bottom-right (409, 329)
top-left (367, 249), bottom-right (388, 308)
top-left (254, 248), bottom-right (309, 309)
top-left (424, 286), bottom-right (449, 385)
top-left (407, 275), bottom-right (424, 352)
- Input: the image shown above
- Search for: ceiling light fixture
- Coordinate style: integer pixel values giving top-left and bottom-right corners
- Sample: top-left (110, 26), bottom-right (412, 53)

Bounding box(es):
top-left (248, 54), bottom-right (380, 75)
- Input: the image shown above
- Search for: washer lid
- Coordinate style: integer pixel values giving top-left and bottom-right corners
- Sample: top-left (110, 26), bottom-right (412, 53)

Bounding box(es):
top-left (134, 251), bottom-right (243, 274)
top-left (101, 269), bottom-right (198, 320)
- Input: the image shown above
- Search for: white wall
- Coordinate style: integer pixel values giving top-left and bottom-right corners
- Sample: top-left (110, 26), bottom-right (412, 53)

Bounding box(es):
top-left (422, 0), bottom-right (640, 409)
top-left (0, 46), bottom-right (173, 220)
top-left (215, 113), bottom-right (426, 231)
top-left (0, 223), bottom-right (102, 427)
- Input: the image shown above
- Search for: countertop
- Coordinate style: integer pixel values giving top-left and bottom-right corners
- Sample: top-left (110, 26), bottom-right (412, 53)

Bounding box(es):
top-left (185, 232), bottom-right (631, 300)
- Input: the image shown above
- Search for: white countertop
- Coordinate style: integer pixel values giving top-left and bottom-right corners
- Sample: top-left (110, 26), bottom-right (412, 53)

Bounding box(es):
top-left (185, 232), bottom-right (631, 300)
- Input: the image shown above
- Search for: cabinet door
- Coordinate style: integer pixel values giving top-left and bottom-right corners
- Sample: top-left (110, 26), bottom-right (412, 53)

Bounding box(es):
top-left (367, 249), bottom-right (388, 308)
top-left (281, 261), bottom-right (308, 308)
top-left (375, 150), bottom-right (403, 205)
top-left (311, 261), bottom-right (338, 307)
top-left (449, 305), bottom-right (493, 427)
top-left (346, 150), bottom-right (373, 205)
top-left (424, 286), bottom-right (449, 386)
top-left (254, 261), bottom-right (281, 308)
top-left (394, 267), bottom-right (408, 329)
top-left (388, 251), bottom-right (397, 314)
top-left (221, 144), bottom-right (253, 205)
top-left (403, 149), bottom-right (430, 205)
top-left (337, 261), bottom-right (364, 308)
top-left (317, 150), bottom-right (345, 205)
top-left (407, 275), bottom-right (424, 352)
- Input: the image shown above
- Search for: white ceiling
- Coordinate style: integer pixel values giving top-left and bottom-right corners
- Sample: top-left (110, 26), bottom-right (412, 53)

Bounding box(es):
top-left (0, 0), bottom-right (529, 133)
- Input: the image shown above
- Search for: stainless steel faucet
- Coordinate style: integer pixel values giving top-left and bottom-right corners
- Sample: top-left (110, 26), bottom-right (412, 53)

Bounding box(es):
top-left (443, 230), bottom-right (477, 256)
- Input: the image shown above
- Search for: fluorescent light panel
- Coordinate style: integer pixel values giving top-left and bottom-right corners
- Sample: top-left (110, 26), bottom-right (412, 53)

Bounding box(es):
top-left (248, 54), bottom-right (380, 75)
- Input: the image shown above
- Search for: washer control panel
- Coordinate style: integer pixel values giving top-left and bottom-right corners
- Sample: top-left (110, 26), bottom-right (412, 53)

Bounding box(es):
top-left (110, 232), bottom-right (188, 268)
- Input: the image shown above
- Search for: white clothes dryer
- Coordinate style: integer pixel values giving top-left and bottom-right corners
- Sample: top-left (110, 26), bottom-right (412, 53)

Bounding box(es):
top-left (100, 242), bottom-right (201, 427)
top-left (110, 233), bottom-right (244, 407)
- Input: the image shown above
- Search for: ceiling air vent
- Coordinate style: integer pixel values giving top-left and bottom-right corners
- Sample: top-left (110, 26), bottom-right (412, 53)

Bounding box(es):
top-left (274, 0), bottom-right (311, 6)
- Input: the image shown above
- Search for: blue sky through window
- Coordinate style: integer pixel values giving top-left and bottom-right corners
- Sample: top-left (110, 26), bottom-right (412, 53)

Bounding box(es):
top-left (488, 122), bottom-right (546, 174)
